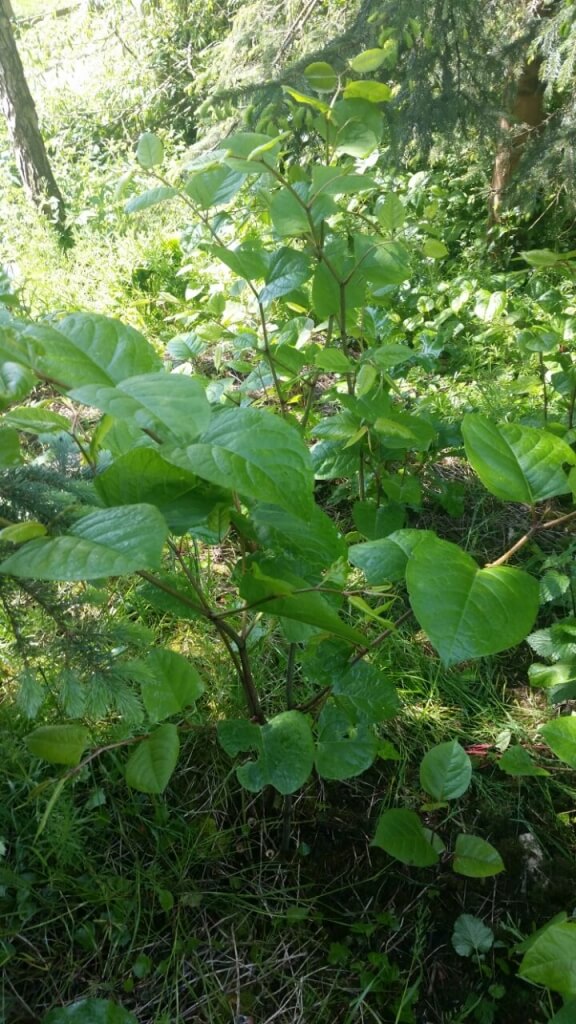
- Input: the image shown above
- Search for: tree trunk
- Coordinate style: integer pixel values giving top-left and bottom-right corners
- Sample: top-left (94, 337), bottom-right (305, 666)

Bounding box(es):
top-left (489, 58), bottom-right (545, 224)
top-left (0, 0), bottom-right (72, 245)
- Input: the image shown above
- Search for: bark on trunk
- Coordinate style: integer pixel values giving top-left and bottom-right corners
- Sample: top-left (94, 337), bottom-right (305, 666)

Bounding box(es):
top-left (489, 58), bottom-right (545, 224)
top-left (0, 0), bottom-right (71, 244)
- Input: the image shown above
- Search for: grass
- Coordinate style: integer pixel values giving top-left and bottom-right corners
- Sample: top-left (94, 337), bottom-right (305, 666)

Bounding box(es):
top-left (2, 572), bottom-right (576, 1023)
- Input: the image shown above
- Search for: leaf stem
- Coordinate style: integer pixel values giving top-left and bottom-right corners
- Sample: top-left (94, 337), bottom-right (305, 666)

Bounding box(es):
top-left (349, 609), bottom-right (413, 664)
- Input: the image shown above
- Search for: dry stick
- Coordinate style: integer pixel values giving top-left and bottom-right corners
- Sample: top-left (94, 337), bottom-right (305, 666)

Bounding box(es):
top-left (486, 507), bottom-right (576, 568)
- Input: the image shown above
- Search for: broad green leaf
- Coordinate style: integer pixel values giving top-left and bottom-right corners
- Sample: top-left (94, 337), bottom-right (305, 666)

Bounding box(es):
top-left (311, 439), bottom-right (364, 479)
top-left (349, 48), bottom-right (387, 72)
top-left (462, 414), bottom-right (576, 503)
top-left (423, 238), bottom-right (448, 259)
top-left (27, 725), bottom-right (90, 766)
top-left (314, 349), bottom-right (353, 372)
top-left (136, 132), bottom-right (164, 168)
top-left (94, 447), bottom-right (197, 506)
top-left (239, 560), bottom-right (364, 645)
top-left (529, 661), bottom-right (576, 688)
top-left (475, 290), bottom-right (506, 322)
top-left (498, 745), bottom-right (549, 777)
top-left (57, 314), bottom-right (161, 385)
top-left (352, 500), bottom-right (405, 540)
top-left (519, 922), bottom-right (576, 996)
top-left (0, 504), bottom-right (168, 581)
top-left (94, 448), bottom-right (226, 535)
top-left (549, 1000), bottom-right (576, 1024)
top-left (217, 718), bottom-right (259, 756)
top-left (420, 741), bottom-right (472, 801)
top-left (42, 998), bottom-right (137, 1024)
top-left (221, 710), bottom-right (314, 794)
top-left (377, 194), bottom-right (406, 232)
top-left (282, 86), bottom-right (329, 113)
top-left (4, 405), bottom-right (69, 433)
top-left (0, 317), bottom-right (160, 390)
top-left (0, 521), bottom-right (46, 542)
top-left (185, 165), bottom-right (246, 208)
top-left (0, 427), bottom-right (21, 467)
top-left (332, 659), bottom-right (399, 721)
top-left (124, 186), bottom-right (177, 213)
top-left (129, 649), bottom-right (204, 722)
top-left (381, 473), bottom-right (422, 506)
top-left (521, 248), bottom-right (570, 267)
top-left (165, 408), bottom-right (313, 517)
top-left (349, 529), bottom-right (430, 583)
top-left (334, 121), bottom-right (379, 158)
top-left (373, 411), bottom-right (435, 450)
top-left (125, 723), bottom-right (180, 793)
top-left (372, 809), bottom-right (439, 866)
top-left (72, 372), bottom-right (211, 443)
top-left (310, 167), bottom-right (376, 197)
top-left (304, 61), bottom-right (337, 93)
top-left (517, 328), bottom-right (560, 354)
top-left (515, 913), bottom-right (568, 953)
top-left (312, 260), bottom-right (365, 316)
top-left (315, 704), bottom-right (378, 779)
top-left (452, 915), bottom-right (494, 957)
top-left (266, 185), bottom-right (311, 236)
top-left (332, 97), bottom-right (382, 136)
top-left (0, 361), bottom-right (34, 409)
top-left (343, 81), bottom-right (391, 102)
top-left (251, 502), bottom-right (346, 575)
top-left (208, 243), bottom-right (269, 281)
top-left (355, 237), bottom-right (411, 287)
top-left (406, 536), bottom-right (539, 666)
top-left (223, 132), bottom-right (281, 172)
top-left (356, 364), bottom-right (377, 397)
top-left (453, 834), bottom-right (505, 877)
top-left (259, 247), bottom-right (312, 307)
top-left (369, 345), bottom-right (413, 370)
top-left (540, 716), bottom-right (576, 767)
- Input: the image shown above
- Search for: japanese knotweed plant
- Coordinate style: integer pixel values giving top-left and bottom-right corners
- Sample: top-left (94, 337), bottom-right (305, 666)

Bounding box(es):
top-left (0, 53), bottom-right (576, 863)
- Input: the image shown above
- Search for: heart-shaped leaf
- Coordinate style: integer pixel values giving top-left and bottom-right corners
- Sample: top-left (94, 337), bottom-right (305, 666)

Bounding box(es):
top-left (420, 741), bottom-right (472, 801)
top-left (462, 414), bottom-right (576, 503)
top-left (406, 536), bottom-right (539, 666)
top-left (27, 725), bottom-right (90, 766)
top-left (42, 998), bottom-right (137, 1024)
top-left (125, 724), bottom-right (180, 794)
top-left (453, 834), bottom-right (505, 877)
top-left (165, 408), bottom-right (314, 517)
top-left (519, 922), bottom-right (576, 996)
top-left (219, 711), bottom-right (314, 795)
top-left (372, 809), bottom-right (439, 867)
top-left (540, 716), bottom-right (576, 767)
